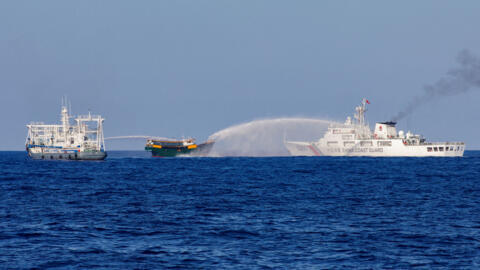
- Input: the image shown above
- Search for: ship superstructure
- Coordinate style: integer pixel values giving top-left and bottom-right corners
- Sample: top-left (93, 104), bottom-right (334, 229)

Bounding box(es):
top-left (284, 99), bottom-right (465, 157)
top-left (26, 101), bottom-right (107, 160)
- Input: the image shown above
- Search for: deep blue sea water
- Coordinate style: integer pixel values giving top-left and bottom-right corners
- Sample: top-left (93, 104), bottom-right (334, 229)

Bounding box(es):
top-left (1, 151), bottom-right (480, 269)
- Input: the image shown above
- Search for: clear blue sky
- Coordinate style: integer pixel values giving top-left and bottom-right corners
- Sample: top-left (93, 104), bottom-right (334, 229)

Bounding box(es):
top-left (1, 1), bottom-right (480, 150)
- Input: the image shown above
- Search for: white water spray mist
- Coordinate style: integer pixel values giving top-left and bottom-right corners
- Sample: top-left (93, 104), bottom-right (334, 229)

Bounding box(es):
top-left (207, 117), bottom-right (336, 157)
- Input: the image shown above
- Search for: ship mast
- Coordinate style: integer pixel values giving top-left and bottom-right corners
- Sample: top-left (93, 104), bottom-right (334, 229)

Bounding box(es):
top-left (354, 98), bottom-right (367, 126)
top-left (353, 98), bottom-right (371, 139)
top-left (61, 97), bottom-right (70, 142)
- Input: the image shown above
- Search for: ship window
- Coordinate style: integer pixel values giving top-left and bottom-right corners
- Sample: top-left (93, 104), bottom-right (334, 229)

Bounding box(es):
top-left (427, 147), bottom-right (432, 152)
top-left (439, 147), bottom-right (444, 151)
top-left (343, 141), bottom-right (355, 147)
top-left (378, 141), bottom-right (392, 147)
top-left (434, 147), bottom-right (438, 152)
top-left (445, 147), bottom-right (449, 151)
top-left (456, 146), bottom-right (459, 151)
top-left (450, 146), bottom-right (454, 151)
top-left (360, 141), bottom-right (373, 146)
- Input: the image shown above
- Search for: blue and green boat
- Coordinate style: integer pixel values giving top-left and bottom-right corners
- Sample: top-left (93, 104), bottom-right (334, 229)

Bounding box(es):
top-left (145, 138), bottom-right (214, 157)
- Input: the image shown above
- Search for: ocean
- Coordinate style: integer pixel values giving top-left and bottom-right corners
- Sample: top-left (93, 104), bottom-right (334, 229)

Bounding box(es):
top-left (1, 151), bottom-right (480, 268)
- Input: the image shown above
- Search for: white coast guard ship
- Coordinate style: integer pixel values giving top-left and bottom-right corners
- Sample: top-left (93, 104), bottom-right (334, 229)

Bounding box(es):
top-left (284, 99), bottom-right (465, 157)
top-left (25, 100), bottom-right (107, 160)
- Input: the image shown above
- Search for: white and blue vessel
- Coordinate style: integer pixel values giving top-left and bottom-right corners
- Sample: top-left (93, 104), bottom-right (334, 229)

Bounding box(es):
top-left (284, 98), bottom-right (465, 157)
top-left (25, 100), bottom-right (107, 160)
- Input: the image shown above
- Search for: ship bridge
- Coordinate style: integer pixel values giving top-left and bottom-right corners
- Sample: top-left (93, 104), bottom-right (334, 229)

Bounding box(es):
top-left (374, 121), bottom-right (397, 139)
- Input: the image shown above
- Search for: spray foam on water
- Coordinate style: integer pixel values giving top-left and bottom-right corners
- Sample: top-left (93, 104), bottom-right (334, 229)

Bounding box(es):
top-left (207, 117), bottom-right (335, 157)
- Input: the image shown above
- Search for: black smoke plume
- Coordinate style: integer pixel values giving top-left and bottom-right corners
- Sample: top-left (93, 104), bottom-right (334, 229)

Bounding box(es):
top-left (391, 49), bottom-right (480, 121)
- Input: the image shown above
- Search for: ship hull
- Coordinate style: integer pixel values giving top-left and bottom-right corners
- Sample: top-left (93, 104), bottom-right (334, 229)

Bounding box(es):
top-left (284, 141), bottom-right (319, 156)
top-left (285, 140), bottom-right (465, 157)
top-left (27, 148), bottom-right (107, 160)
top-left (146, 147), bottom-right (191, 157)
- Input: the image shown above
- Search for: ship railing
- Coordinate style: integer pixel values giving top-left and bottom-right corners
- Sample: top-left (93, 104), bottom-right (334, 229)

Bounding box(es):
top-left (83, 143), bottom-right (101, 151)
top-left (329, 122), bottom-right (367, 128)
top-left (148, 138), bottom-right (195, 143)
top-left (75, 115), bottom-right (104, 121)
top-left (420, 142), bottom-right (465, 146)
top-left (329, 123), bottom-right (351, 128)
top-left (27, 124), bottom-right (62, 128)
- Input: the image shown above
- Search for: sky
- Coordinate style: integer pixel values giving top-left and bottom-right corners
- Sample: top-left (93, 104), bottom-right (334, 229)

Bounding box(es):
top-left (1, 1), bottom-right (480, 150)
